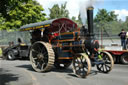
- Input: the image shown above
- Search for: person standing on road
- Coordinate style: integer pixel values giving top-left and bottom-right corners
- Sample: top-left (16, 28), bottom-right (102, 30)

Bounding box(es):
top-left (118, 29), bottom-right (126, 50)
top-left (125, 31), bottom-right (128, 49)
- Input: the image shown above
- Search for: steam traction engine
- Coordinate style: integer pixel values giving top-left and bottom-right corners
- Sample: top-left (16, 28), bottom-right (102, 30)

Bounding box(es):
top-left (20, 7), bottom-right (114, 78)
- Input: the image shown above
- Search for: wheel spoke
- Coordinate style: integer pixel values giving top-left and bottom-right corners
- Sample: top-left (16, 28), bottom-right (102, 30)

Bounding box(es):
top-left (32, 57), bottom-right (38, 63)
top-left (41, 63), bottom-right (45, 70)
top-left (32, 49), bottom-right (39, 54)
top-left (103, 65), bottom-right (105, 72)
top-left (75, 57), bottom-right (80, 64)
top-left (99, 64), bottom-right (103, 70)
top-left (105, 61), bottom-right (111, 64)
top-left (43, 52), bottom-right (48, 57)
top-left (80, 56), bottom-right (84, 64)
top-left (83, 65), bottom-right (88, 70)
top-left (37, 45), bottom-right (43, 53)
top-left (82, 67), bottom-right (86, 74)
top-left (33, 57), bottom-right (38, 60)
top-left (41, 63), bottom-right (47, 70)
top-left (75, 63), bottom-right (79, 67)
top-left (105, 64), bottom-right (111, 69)
top-left (105, 64), bottom-right (108, 71)
top-left (36, 62), bottom-right (42, 69)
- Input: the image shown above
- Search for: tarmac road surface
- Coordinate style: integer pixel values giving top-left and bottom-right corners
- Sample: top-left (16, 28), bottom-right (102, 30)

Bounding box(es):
top-left (0, 60), bottom-right (128, 85)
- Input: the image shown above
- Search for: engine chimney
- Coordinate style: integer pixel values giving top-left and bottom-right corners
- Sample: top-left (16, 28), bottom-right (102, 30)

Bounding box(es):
top-left (84, 7), bottom-right (99, 55)
top-left (87, 7), bottom-right (94, 37)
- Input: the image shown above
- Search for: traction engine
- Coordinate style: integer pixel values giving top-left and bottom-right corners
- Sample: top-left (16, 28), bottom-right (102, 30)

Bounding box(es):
top-left (20, 7), bottom-right (114, 78)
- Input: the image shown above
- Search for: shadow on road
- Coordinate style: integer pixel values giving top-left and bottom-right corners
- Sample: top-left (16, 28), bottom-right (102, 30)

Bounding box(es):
top-left (67, 70), bottom-right (99, 78)
top-left (89, 70), bottom-right (99, 76)
top-left (15, 64), bottom-right (100, 79)
top-left (0, 68), bottom-right (19, 85)
top-left (16, 64), bottom-right (35, 72)
top-left (52, 67), bottom-right (73, 73)
top-left (52, 67), bottom-right (99, 78)
top-left (16, 64), bottom-right (73, 73)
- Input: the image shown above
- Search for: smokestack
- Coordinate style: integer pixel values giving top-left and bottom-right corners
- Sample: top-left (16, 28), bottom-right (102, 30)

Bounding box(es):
top-left (87, 6), bottom-right (94, 36)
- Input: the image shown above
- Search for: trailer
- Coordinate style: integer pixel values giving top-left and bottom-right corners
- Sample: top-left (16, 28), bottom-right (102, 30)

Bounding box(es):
top-left (103, 45), bottom-right (128, 64)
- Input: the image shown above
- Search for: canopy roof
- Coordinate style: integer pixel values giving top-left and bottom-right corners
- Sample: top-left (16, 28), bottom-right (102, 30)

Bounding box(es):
top-left (20, 18), bottom-right (77, 33)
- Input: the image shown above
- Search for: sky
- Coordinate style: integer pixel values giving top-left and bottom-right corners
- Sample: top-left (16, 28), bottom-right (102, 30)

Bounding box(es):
top-left (36, 0), bottom-right (128, 21)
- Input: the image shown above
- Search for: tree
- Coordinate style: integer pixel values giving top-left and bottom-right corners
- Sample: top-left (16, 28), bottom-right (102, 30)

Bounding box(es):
top-left (77, 13), bottom-right (82, 25)
top-left (0, 15), bottom-right (5, 30)
top-left (71, 16), bottom-right (76, 22)
top-left (71, 15), bottom-right (83, 27)
top-left (94, 9), bottom-right (117, 23)
top-left (0, 0), bottom-right (47, 30)
top-left (49, 2), bottom-right (69, 19)
top-left (109, 11), bottom-right (118, 21)
top-left (121, 16), bottom-right (128, 30)
top-left (94, 9), bottom-right (118, 36)
top-left (0, 0), bottom-right (37, 20)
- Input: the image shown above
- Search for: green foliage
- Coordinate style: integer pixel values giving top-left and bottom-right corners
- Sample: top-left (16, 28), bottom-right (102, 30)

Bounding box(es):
top-left (71, 16), bottom-right (82, 27)
top-left (0, 0), bottom-right (32, 19)
top-left (94, 9), bottom-right (120, 36)
top-left (78, 14), bottom-right (82, 25)
top-left (104, 21), bottom-right (122, 35)
top-left (71, 16), bottom-right (76, 22)
top-left (0, 15), bottom-right (5, 30)
top-left (0, 0), bottom-right (47, 30)
top-left (0, 48), bottom-right (2, 56)
top-left (122, 16), bottom-right (128, 30)
top-left (49, 2), bottom-right (69, 19)
top-left (94, 9), bottom-right (118, 23)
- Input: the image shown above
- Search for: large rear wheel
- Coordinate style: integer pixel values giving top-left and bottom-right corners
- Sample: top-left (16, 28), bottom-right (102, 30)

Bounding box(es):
top-left (97, 51), bottom-right (114, 73)
top-left (30, 41), bottom-right (55, 72)
top-left (72, 53), bottom-right (91, 78)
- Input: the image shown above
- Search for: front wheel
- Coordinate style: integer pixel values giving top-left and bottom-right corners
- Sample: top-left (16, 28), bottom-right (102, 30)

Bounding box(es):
top-left (97, 51), bottom-right (114, 73)
top-left (72, 53), bottom-right (91, 78)
top-left (7, 51), bottom-right (15, 60)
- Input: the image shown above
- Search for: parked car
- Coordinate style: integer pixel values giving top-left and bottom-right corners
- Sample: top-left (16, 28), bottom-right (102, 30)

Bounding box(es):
top-left (3, 38), bottom-right (30, 60)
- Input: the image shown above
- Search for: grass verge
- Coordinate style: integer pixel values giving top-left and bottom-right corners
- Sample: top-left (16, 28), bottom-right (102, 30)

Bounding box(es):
top-left (0, 48), bottom-right (2, 56)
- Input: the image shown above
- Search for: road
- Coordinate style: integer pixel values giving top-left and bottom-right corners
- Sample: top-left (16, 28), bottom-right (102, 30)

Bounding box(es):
top-left (0, 60), bottom-right (128, 85)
